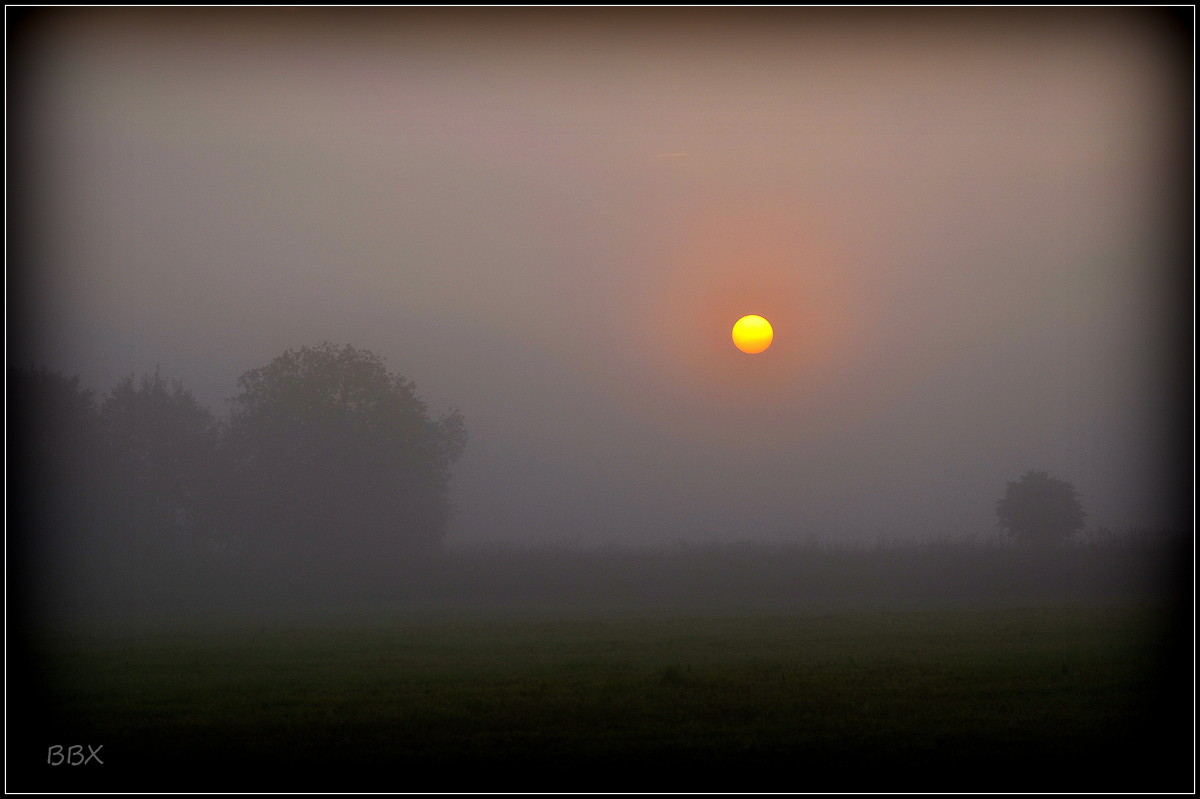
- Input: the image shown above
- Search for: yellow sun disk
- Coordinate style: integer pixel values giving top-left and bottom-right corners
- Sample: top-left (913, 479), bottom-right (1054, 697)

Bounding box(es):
top-left (732, 315), bottom-right (773, 354)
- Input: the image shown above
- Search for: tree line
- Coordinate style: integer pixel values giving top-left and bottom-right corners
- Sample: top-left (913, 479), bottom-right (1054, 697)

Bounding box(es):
top-left (10, 343), bottom-right (466, 607)
top-left (9, 337), bottom-right (1100, 615)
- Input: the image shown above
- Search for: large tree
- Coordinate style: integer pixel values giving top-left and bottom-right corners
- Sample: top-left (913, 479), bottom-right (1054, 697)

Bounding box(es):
top-left (996, 470), bottom-right (1087, 544)
top-left (224, 343), bottom-right (466, 566)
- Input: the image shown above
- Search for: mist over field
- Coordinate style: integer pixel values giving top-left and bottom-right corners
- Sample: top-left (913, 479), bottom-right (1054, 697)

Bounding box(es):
top-left (6, 7), bottom-right (1193, 793)
top-left (10, 7), bottom-right (1190, 550)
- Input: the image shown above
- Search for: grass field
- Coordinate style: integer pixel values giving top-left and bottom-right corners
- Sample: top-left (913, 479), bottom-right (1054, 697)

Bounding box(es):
top-left (11, 601), bottom-right (1191, 793)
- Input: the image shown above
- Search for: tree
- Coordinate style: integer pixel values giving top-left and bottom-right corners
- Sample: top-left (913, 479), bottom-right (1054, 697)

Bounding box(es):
top-left (224, 343), bottom-right (466, 567)
top-left (8, 366), bottom-right (104, 611)
top-left (97, 370), bottom-right (221, 546)
top-left (8, 365), bottom-right (100, 510)
top-left (996, 470), bottom-right (1086, 544)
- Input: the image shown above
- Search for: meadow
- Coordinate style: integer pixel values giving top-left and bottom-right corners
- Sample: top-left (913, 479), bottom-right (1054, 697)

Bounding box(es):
top-left (14, 597), bottom-right (1191, 793)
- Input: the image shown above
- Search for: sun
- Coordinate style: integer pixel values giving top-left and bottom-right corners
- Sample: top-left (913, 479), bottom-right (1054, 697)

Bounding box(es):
top-left (732, 315), bottom-right (773, 354)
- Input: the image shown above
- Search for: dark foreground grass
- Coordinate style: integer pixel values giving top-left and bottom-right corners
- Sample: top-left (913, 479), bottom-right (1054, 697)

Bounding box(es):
top-left (11, 603), bottom-right (1191, 793)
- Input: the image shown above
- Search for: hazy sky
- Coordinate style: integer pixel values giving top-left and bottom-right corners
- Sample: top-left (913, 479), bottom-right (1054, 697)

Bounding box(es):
top-left (10, 8), bottom-right (1190, 546)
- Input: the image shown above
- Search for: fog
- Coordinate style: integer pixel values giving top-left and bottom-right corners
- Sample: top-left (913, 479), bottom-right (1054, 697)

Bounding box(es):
top-left (11, 7), bottom-right (1190, 549)
top-left (8, 10), bottom-right (1194, 794)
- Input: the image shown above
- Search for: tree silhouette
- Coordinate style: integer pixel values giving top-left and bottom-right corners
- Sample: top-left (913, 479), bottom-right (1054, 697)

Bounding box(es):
top-left (8, 366), bottom-right (104, 610)
top-left (224, 343), bottom-right (466, 568)
top-left (996, 470), bottom-right (1087, 544)
top-left (8, 366), bottom-right (100, 510)
top-left (98, 370), bottom-right (221, 547)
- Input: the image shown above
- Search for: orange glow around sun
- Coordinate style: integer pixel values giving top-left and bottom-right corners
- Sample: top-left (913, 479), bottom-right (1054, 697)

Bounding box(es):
top-left (732, 315), bottom-right (773, 353)
top-left (619, 198), bottom-right (864, 436)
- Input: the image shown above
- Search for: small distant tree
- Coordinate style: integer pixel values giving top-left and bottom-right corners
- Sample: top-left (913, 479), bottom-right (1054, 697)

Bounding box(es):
top-left (996, 470), bottom-right (1087, 544)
